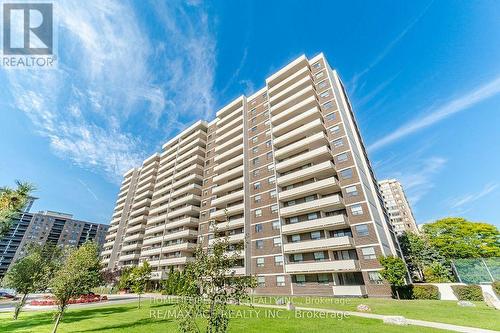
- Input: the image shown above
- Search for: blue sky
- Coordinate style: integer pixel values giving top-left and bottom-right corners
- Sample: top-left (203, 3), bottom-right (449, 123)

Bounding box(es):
top-left (1, 0), bottom-right (499, 226)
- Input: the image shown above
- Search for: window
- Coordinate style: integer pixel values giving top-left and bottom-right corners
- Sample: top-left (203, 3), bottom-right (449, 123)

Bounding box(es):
top-left (355, 224), bottom-right (369, 236)
top-left (323, 101), bottom-right (335, 110)
top-left (252, 136), bottom-right (258, 144)
top-left (250, 108), bottom-right (257, 116)
top-left (273, 237), bottom-right (282, 247)
top-left (318, 273), bottom-right (330, 284)
top-left (332, 138), bottom-right (344, 148)
top-left (337, 152), bottom-right (348, 162)
top-left (266, 140), bottom-right (272, 147)
top-left (291, 234), bottom-right (301, 242)
top-left (252, 157), bottom-right (259, 166)
top-left (256, 257), bottom-right (265, 267)
top-left (295, 274), bottom-right (306, 284)
top-left (320, 91), bottom-right (330, 98)
top-left (307, 213), bottom-right (318, 220)
top-left (256, 240), bottom-right (264, 249)
top-left (271, 205), bottom-right (278, 213)
top-left (345, 185), bottom-right (358, 197)
top-left (252, 147), bottom-right (259, 154)
top-left (325, 112), bottom-right (336, 121)
top-left (254, 182), bottom-right (261, 190)
top-left (251, 126), bottom-right (257, 132)
top-left (255, 209), bottom-right (262, 217)
top-left (329, 125), bottom-right (340, 134)
top-left (267, 164), bottom-right (274, 172)
top-left (270, 190), bottom-right (277, 198)
top-left (310, 231), bottom-right (321, 240)
top-left (351, 204), bottom-right (363, 216)
top-left (362, 247), bottom-right (376, 259)
top-left (318, 80), bottom-right (327, 89)
top-left (339, 168), bottom-right (353, 179)
top-left (255, 224), bottom-right (263, 233)
top-left (268, 176), bottom-right (276, 184)
top-left (265, 130), bottom-right (271, 137)
top-left (289, 217), bottom-right (299, 224)
top-left (253, 169), bottom-right (260, 177)
top-left (257, 276), bottom-right (265, 287)
top-left (293, 253), bottom-right (303, 262)
top-left (314, 251), bottom-right (326, 261)
top-left (272, 220), bottom-right (280, 230)
top-left (368, 271), bottom-right (383, 284)
top-left (312, 62), bottom-right (321, 69)
top-left (315, 71), bottom-right (324, 79)
top-left (274, 255), bottom-right (283, 266)
top-left (267, 152), bottom-right (273, 160)
top-left (276, 275), bottom-right (285, 286)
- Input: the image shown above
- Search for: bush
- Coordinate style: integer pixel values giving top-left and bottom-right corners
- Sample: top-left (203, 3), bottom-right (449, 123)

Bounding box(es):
top-left (451, 285), bottom-right (483, 301)
top-left (492, 281), bottom-right (500, 297)
top-left (412, 285), bottom-right (440, 300)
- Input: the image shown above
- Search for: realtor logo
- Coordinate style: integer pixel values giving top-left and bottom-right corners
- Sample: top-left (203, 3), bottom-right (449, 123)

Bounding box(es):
top-left (1, 2), bottom-right (57, 68)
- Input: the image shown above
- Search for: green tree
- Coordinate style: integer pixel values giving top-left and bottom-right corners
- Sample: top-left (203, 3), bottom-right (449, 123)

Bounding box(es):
top-left (423, 262), bottom-right (452, 282)
top-left (129, 262), bottom-right (152, 308)
top-left (50, 242), bottom-right (103, 333)
top-left (0, 181), bottom-right (35, 237)
top-left (2, 243), bottom-right (63, 319)
top-left (398, 231), bottom-right (452, 282)
top-left (176, 221), bottom-right (256, 333)
top-left (117, 266), bottom-right (133, 291)
top-left (423, 217), bottom-right (500, 259)
top-left (379, 256), bottom-right (407, 300)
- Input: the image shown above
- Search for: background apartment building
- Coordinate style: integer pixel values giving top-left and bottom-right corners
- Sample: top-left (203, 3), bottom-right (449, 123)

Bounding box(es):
top-left (379, 179), bottom-right (418, 234)
top-left (0, 204), bottom-right (108, 279)
top-left (103, 53), bottom-right (400, 297)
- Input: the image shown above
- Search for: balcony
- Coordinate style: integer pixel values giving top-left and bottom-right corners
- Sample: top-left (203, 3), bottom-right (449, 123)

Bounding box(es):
top-left (267, 55), bottom-right (308, 88)
top-left (283, 236), bottom-right (353, 253)
top-left (147, 214), bottom-right (167, 225)
top-left (217, 113), bottom-right (243, 135)
top-left (170, 183), bottom-right (202, 198)
top-left (215, 123), bottom-right (243, 144)
top-left (119, 253), bottom-right (140, 261)
top-left (273, 119), bottom-right (325, 148)
top-left (275, 146), bottom-right (331, 173)
top-left (165, 216), bottom-right (199, 230)
top-left (268, 66), bottom-right (311, 96)
top-left (210, 203), bottom-right (244, 219)
top-left (274, 132), bottom-right (327, 160)
top-left (158, 256), bottom-right (194, 267)
top-left (273, 107), bottom-right (321, 137)
top-left (169, 194), bottom-right (201, 210)
top-left (270, 85), bottom-right (316, 116)
top-left (125, 223), bottom-right (145, 234)
top-left (121, 243), bottom-right (142, 252)
top-left (279, 177), bottom-right (339, 201)
top-left (174, 164), bottom-right (203, 181)
top-left (211, 190), bottom-right (244, 208)
top-left (214, 135), bottom-right (242, 153)
top-left (278, 161), bottom-right (335, 187)
top-left (212, 217), bottom-right (245, 231)
top-left (163, 229), bottom-right (198, 242)
top-left (131, 197), bottom-right (151, 210)
top-left (129, 206), bottom-right (149, 218)
top-left (128, 215), bottom-right (147, 226)
top-left (281, 215), bottom-right (347, 234)
top-left (213, 165), bottom-right (244, 183)
top-left (213, 154), bottom-right (243, 174)
top-left (285, 259), bottom-right (358, 273)
top-left (135, 181), bottom-right (155, 195)
top-left (217, 105), bottom-right (243, 128)
top-left (269, 75), bottom-right (313, 106)
top-left (280, 194), bottom-right (343, 217)
top-left (209, 232), bottom-right (245, 245)
top-left (177, 145), bottom-right (205, 164)
top-left (229, 267), bottom-right (246, 275)
top-left (212, 177), bottom-right (244, 195)
top-left (161, 242), bottom-right (197, 253)
top-left (140, 247), bottom-right (162, 257)
top-left (143, 234), bottom-right (164, 246)
top-left (167, 205), bottom-right (200, 220)
top-left (123, 233), bottom-right (143, 243)
top-left (214, 143), bottom-right (243, 164)
top-left (171, 174), bottom-right (203, 190)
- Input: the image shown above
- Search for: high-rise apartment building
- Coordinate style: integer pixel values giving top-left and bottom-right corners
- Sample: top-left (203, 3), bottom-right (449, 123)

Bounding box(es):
top-left (102, 53), bottom-right (400, 297)
top-left (0, 207), bottom-right (108, 279)
top-left (379, 179), bottom-right (418, 234)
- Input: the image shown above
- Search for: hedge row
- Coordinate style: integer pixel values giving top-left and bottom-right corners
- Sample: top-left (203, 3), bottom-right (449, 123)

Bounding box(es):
top-left (493, 281), bottom-right (500, 298)
top-left (451, 285), bottom-right (484, 301)
top-left (393, 284), bottom-right (440, 300)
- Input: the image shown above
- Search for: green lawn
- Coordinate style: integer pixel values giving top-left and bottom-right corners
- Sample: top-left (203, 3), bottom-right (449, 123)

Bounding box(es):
top-left (252, 296), bottom-right (500, 331)
top-left (0, 301), bottom-right (452, 333)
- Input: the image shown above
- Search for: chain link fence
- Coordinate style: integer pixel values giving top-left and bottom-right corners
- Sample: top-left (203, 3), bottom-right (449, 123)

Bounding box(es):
top-left (452, 258), bottom-right (499, 284)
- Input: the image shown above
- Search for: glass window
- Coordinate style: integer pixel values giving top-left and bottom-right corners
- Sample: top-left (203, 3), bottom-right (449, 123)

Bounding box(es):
top-left (337, 152), bottom-right (348, 162)
top-left (272, 220), bottom-right (280, 230)
top-left (295, 274), bottom-right (306, 284)
top-left (368, 271), bottom-right (383, 284)
top-left (313, 62), bottom-right (321, 69)
top-left (340, 168), bottom-right (353, 179)
top-left (255, 224), bottom-right (263, 233)
top-left (268, 176), bottom-right (275, 184)
top-left (291, 234), bottom-right (301, 243)
top-left (254, 195), bottom-right (261, 203)
top-left (255, 240), bottom-right (264, 249)
top-left (323, 100), bottom-right (334, 110)
top-left (267, 152), bottom-right (273, 160)
top-left (351, 204), bottom-right (363, 216)
top-left (252, 157), bottom-right (259, 166)
top-left (325, 112), bottom-right (336, 121)
top-left (315, 71), bottom-right (324, 79)
top-left (254, 182), bottom-right (261, 190)
top-left (332, 138), bottom-right (343, 148)
top-left (345, 185), bottom-right (358, 197)
top-left (307, 213), bottom-right (318, 220)
top-left (362, 247), bottom-right (376, 259)
top-left (293, 253), bottom-right (303, 262)
top-left (251, 126), bottom-right (257, 132)
top-left (320, 91), bottom-right (330, 98)
top-left (255, 209), bottom-right (262, 217)
top-left (276, 275), bottom-right (285, 286)
top-left (273, 237), bottom-right (282, 247)
top-left (318, 273), bottom-right (330, 283)
top-left (329, 125), bottom-right (340, 134)
top-left (311, 231), bottom-right (321, 240)
top-left (257, 276), bottom-right (265, 287)
top-left (252, 136), bottom-right (258, 144)
top-left (355, 224), bottom-right (369, 236)
top-left (270, 190), bottom-right (277, 198)
top-left (256, 257), bottom-right (265, 267)
top-left (314, 252), bottom-right (326, 261)
top-left (252, 147), bottom-right (259, 154)
top-left (289, 217), bottom-right (299, 224)
top-left (274, 255), bottom-right (283, 266)
top-left (267, 164), bottom-right (274, 172)
top-left (266, 140), bottom-right (272, 147)
top-left (271, 204), bottom-right (278, 213)
top-left (318, 80), bottom-right (327, 89)
top-left (253, 169), bottom-right (260, 177)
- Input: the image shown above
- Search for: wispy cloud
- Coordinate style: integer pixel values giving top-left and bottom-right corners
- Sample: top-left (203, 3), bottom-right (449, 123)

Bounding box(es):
top-left (77, 179), bottom-right (98, 201)
top-left (450, 183), bottom-right (498, 209)
top-left (350, 1), bottom-right (434, 92)
top-left (3, 1), bottom-right (216, 183)
top-left (369, 74), bottom-right (500, 151)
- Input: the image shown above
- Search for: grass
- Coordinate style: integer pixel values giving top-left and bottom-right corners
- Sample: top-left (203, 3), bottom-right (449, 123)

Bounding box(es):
top-left (251, 296), bottom-right (500, 331)
top-left (0, 300), bottom-right (452, 333)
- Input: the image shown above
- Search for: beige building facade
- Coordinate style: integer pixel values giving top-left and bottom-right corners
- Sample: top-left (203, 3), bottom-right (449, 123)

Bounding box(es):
top-left (378, 179), bottom-right (419, 234)
top-left (102, 53), bottom-right (400, 297)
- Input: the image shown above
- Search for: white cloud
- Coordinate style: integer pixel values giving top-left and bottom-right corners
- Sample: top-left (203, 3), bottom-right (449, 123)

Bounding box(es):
top-left (450, 183), bottom-right (498, 209)
top-left (369, 75), bottom-right (500, 151)
top-left (3, 0), bottom-right (216, 183)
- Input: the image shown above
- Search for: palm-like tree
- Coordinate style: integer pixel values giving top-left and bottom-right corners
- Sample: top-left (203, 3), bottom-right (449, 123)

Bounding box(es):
top-left (0, 180), bottom-right (36, 237)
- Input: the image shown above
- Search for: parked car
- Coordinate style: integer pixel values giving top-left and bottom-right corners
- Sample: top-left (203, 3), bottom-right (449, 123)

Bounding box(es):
top-left (0, 291), bottom-right (15, 299)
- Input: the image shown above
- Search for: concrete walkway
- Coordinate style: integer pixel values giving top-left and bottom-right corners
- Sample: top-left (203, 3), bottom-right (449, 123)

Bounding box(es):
top-left (248, 303), bottom-right (500, 333)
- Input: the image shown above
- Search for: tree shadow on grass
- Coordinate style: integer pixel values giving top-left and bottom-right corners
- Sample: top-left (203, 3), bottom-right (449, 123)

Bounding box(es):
top-left (72, 317), bottom-right (174, 332)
